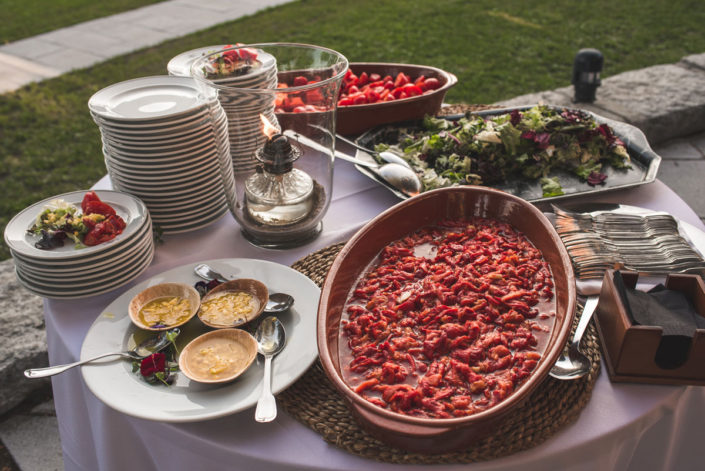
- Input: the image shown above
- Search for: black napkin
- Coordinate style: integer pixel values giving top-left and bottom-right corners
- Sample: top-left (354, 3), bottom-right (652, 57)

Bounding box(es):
top-left (613, 270), bottom-right (704, 369)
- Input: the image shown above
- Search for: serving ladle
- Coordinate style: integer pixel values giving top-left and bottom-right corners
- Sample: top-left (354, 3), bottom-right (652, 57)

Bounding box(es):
top-left (549, 296), bottom-right (599, 380)
top-left (254, 316), bottom-right (286, 422)
top-left (24, 328), bottom-right (178, 378)
top-left (193, 264), bottom-right (294, 313)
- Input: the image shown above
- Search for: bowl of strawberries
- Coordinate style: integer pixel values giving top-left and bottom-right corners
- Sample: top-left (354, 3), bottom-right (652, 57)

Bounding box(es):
top-left (275, 62), bottom-right (457, 136)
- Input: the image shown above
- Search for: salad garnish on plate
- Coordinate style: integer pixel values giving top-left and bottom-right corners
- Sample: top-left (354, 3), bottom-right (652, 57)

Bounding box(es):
top-left (27, 191), bottom-right (126, 250)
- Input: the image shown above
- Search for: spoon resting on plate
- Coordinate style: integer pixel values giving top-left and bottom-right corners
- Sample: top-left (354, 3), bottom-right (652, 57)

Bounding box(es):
top-left (254, 316), bottom-right (286, 422)
top-left (193, 264), bottom-right (295, 313)
top-left (24, 328), bottom-right (179, 378)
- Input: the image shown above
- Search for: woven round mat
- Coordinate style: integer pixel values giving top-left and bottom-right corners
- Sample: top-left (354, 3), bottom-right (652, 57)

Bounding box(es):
top-left (280, 242), bottom-right (601, 464)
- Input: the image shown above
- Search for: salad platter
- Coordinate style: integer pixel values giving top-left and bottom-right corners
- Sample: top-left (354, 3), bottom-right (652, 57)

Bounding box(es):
top-left (352, 105), bottom-right (661, 203)
top-left (81, 258), bottom-right (320, 423)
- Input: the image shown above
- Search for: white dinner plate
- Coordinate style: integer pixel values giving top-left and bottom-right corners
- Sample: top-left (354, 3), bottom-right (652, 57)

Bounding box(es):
top-left (16, 238), bottom-right (153, 286)
top-left (91, 106), bottom-right (212, 132)
top-left (81, 258), bottom-right (321, 422)
top-left (15, 244), bottom-right (154, 299)
top-left (107, 157), bottom-right (221, 183)
top-left (167, 45), bottom-right (228, 77)
top-left (5, 190), bottom-right (148, 260)
top-left (89, 76), bottom-right (215, 122)
top-left (100, 122), bottom-right (215, 147)
top-left (10, 215), bottom-right (152, 272)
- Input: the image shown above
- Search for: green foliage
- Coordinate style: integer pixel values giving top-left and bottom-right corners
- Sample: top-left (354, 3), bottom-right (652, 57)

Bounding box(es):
top-left (2, 0), bottom-right (705, 260)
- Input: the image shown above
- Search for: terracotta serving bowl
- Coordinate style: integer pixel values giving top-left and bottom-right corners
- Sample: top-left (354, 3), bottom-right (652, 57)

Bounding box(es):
top-left (317, 186), bottom-right (576, 453)
top-left (335, 62), bottom-right (457, 136)
top-left (275, 62), bottom-right (457, 136)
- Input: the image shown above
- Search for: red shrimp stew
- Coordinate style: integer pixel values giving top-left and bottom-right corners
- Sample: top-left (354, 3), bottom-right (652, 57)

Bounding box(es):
top-left (339, 218), bottom-right (556, 419)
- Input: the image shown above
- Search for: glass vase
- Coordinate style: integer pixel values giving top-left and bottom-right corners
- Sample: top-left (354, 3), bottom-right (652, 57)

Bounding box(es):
top-left (191, 43), bottom-right (348, 248)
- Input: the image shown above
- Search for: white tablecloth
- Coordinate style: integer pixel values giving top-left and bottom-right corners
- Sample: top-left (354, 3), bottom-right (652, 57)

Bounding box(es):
top-left (44, 159), bottom-right (705, 471)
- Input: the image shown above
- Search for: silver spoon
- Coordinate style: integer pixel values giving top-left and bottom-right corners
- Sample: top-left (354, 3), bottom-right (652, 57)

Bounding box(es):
top-left (254, 316), bottom-right (286, 422)
top-left (283, 129), bottom-right (423, 197)
top-left (334, 133), bottom-right (411, 168)
top-left (193, 264), bottom-right (294, 313)
top-left (24, 328), bottom-right (178, 378)
top-left (370, 160), bottom-right (423, 197)
top-left (549, 296), bottom-right (599, 380)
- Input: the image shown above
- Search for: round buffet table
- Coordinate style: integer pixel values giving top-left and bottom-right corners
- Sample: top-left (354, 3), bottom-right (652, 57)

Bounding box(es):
top-left (44, 157), bottom-right (705, 471)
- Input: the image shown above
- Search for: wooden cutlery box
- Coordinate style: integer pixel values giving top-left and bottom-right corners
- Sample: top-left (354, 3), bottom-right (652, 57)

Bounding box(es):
top-left (595, 270), bottom-right (705, 385)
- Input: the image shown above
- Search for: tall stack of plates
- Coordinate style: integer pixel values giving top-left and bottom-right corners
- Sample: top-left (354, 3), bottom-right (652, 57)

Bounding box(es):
top-left (4, 190), bottom-right (154, 299)
top-left (167, 45), bottom-right (225, 77)
top-left (89, 75), bottom-right (234, 234)
top-left (181, 47), bottom-right (279, 174)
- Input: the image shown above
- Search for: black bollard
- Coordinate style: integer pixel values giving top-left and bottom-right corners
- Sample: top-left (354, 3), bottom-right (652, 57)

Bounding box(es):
top-left (572, 49), bottom-right (603, 103)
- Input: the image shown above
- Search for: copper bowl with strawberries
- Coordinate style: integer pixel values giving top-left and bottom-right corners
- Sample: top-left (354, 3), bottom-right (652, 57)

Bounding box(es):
top-left (316, 186), bottom-right (576, 453)
top-left (276, 62), bottom-right (457, 136)
top-left (334, 63), bottom-right (457, 135)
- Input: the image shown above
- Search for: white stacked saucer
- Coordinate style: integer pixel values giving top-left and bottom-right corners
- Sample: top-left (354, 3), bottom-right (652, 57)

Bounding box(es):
top-left (89, 75), bottom-right (234, 233)
top-left (185, 47), bottom-right (279, 174)
top-left (4, 190), bottom-right (154, 299)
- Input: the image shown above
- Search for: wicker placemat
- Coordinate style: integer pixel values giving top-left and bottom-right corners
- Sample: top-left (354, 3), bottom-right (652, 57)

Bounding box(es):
top-left (280, 242), bottom-right (601, 464)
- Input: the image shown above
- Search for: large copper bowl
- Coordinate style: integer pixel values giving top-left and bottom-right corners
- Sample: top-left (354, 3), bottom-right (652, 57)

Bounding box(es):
top-left (317, 186), bottom-right (576, 453)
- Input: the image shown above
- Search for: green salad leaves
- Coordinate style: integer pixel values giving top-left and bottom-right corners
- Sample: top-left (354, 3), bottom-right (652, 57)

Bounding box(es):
top-left (373, 105), bottom-right (631, 197)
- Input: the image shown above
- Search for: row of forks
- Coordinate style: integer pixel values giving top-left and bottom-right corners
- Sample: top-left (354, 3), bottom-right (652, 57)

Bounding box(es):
top-left (553, 205), bottom-right (705, 279)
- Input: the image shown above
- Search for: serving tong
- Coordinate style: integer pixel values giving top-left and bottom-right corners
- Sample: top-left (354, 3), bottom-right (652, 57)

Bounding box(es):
top-left (552, 204), bottom-right (705, 279)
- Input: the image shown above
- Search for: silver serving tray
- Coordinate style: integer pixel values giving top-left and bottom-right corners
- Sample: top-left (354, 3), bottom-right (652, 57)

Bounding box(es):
top-left (352, 105), bottom-right (661, 203)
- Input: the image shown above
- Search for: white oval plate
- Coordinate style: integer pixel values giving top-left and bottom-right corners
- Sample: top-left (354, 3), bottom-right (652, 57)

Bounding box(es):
top-left (81, 258), bottom-right (320, 422)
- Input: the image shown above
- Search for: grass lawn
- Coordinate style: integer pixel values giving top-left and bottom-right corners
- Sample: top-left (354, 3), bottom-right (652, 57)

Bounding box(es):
top-left (1, 0), bottom-right (166, 44)
top-left (1, 0), bottom-right (704, 260)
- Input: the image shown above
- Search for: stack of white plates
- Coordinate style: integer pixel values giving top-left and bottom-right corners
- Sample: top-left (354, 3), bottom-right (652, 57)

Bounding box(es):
top-left (167, 45), bottom-right (226, 77)
top-left (178, 47), bottom-right (279, 173)
top-left (4, 190), bottom-right (154, 299)
top-left (89, 75), bottom-right (234, 233)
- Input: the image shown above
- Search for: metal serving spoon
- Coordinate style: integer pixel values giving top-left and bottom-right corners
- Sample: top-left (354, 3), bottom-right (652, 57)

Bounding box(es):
top-left (24, 328), bottom-right (178, 378)
top-left (282, 129), bottom-right (423, 197)
top-left (254, 316), bottom-right (286, 422)
top-left (334, 133), bottom-right (411, 168)
top-left (549, 297), bottom-right (599, 380)
top-left (193, 264), bottom-right (295, 313)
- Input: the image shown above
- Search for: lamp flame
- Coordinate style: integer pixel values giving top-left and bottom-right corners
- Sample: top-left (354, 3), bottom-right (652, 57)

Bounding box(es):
top-left (260, 114), bottom-right (280, 140)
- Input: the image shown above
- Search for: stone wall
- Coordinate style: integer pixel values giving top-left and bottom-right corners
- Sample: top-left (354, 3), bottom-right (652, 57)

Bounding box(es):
top-left (0, 259), bottom-right (49, 415)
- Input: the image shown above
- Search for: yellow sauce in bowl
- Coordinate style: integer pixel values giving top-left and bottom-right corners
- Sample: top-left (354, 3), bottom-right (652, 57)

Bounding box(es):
top-left (138, 296), bottom-right (192, 327)
top-left (199, 291), bottom-right (259, 326)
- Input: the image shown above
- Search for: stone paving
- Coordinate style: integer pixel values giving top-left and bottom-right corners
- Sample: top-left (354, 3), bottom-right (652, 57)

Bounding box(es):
top-left (0, 0), bottom-right (293, 94)
top-left (0, 3), bottom-right (704, 470)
